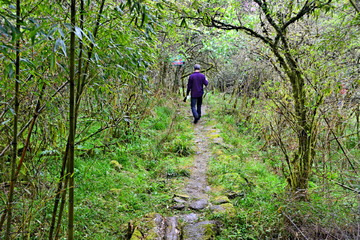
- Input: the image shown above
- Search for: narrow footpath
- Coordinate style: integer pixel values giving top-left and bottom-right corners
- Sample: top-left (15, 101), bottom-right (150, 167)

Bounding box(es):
top-left (130, 106), bottom-right (236, 240)
top-left (178, 113), bottom-right (223, 239)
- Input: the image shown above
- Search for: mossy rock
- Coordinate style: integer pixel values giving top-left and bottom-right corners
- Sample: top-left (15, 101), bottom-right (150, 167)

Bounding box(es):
top-left (134, 213), bottom-right (165, 239)
top-left (211, 203), bottom-right (236, 217)
top-left (209, 185), bottom-right (225, 194)
top-left (212, 196), bottom-right (230, 205)
top-left (110, 160), bottom-right (123, 172)
top-left (174, 193), bottom-right (190, 200)
top-left (183, 220), bottom-right (220, 240)
top-left (130, 229), bottom-right (142, 239)
top-left (225, 191), bottom-right (244, 199)
top-left (213, 149), bottom-right (223, 156)
top-left (221, 203), bottom-right (236, 217)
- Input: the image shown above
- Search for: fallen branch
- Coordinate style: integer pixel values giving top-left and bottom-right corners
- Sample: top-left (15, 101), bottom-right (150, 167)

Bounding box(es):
top-left (282, 211), bottom-right (309, 240)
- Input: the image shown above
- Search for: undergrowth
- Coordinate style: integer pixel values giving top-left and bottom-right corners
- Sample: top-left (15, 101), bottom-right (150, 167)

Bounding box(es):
top-left (208, 93), bottom-right (359, 239)
top-left (1, 96), bottom-right (195, 239)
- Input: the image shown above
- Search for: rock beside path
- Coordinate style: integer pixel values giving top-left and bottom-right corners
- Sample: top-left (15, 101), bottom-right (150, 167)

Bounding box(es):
top-left (189, 199), bottom-right (208, 210)
top-left (173, 197), bottom-right (187, 204)
top-left (183, 220), bottom-right (220, 240)
top-left (212, 196), bottom-right (230, 205)
top-left (165, 217), bottom-right (180, 240)
top-left (180, 213), bottom-right (198, 223)
top-left (170, 204), bottom-right (185, 210)
top-left (226, 191), bottom-right (244, 199)
top-left (174, 194), bottom-right (190, 200)
top-left (210, 203), bottom-right (236, 217)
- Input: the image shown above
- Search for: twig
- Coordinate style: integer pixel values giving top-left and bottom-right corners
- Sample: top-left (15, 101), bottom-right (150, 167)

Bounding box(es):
top-left (0, 81), bottom-right (68, 158)
top-left (282, 211), bottom-right (309, 240)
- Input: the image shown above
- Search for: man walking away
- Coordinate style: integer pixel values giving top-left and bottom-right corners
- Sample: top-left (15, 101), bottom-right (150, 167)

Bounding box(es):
top-left (184, 64), bottom-right (208, 124)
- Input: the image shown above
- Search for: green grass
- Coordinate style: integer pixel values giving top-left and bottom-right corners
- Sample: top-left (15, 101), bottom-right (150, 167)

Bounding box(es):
top-left (206, 114), bottom-right (284, 239)
top-left (207, 94), bottom-right (359, 239)
top-left (32, 98), bottom-right (197, 239)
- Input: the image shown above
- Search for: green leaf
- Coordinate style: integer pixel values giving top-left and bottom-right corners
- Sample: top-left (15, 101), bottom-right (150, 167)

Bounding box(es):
top-left (74, 26), bottom-right (82, 40)
top-left (180, 19), bottom-right (188, 28)
top-left (55, 38), bottom-right (67, 56)
top-left (8, 63), bottom-right (13, 78)
top-left (20, 58), bottom-right (36, 69)
top-left (87, 29), bottom-right (95, 44)
top-left (58, 28), bottom-right (65, 38)
top-left (9, 107), bottom-right (16, 116)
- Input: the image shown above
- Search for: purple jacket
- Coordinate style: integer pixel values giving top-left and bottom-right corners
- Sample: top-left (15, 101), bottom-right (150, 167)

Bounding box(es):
top-left (187, 72), bottom-right (208, 98)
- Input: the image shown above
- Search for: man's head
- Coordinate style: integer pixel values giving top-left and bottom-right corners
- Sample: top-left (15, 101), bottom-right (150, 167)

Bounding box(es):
top-left (194, 64), bottom-right (201, 71)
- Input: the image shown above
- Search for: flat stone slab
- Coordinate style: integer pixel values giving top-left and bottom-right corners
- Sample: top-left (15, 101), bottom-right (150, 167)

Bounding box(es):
top-left (212, 196), bottom-right (230, 205)
top-left (170, 204), bottom-right (185, 210)
top-left (173, 197), bottom-right (187, 204)
top-left (180, 213), bottom-right (198, 223)
top-left (203, 186), bottom-right (211, 192)
top-left (165, 217), bottom-right (180, 240)
top-left (174, 194), bottom-right (190, 200)
top-left (183, 220), bottom-right (220, 240)
top-left (189, 199), bottom-right (208, 210)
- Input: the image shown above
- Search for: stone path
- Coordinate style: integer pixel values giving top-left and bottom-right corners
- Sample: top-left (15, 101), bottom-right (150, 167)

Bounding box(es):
top-left (129, 106), bottom-right (239, 239)
top-left (178, 117), bottom-right (221, 240)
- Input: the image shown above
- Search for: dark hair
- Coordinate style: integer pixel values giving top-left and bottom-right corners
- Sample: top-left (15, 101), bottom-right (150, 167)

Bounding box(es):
top-left (194, 64), bottom-right (201, 70)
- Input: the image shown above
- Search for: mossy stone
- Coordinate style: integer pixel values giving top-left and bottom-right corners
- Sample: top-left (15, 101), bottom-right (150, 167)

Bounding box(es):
top-left (214, 149), bottom-right (223, 156)
top-left (135, 213), bottom-right (165, 239)
top-left (174, 193), bottom-right (190, 200)
top-left (182, 220), bottom-right (220, 240)
top-left (212, 196), bottom-right (230, 205)
top-left (210, 185), bottom-right (225, 194)
top-left (219, 203), bottom-right (236, 217)
top-left (130, 229), bottom-right (142, 239)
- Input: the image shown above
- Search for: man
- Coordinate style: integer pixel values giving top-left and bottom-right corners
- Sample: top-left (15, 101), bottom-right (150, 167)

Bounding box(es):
top-left (184, 64), bottom-right (208, 124)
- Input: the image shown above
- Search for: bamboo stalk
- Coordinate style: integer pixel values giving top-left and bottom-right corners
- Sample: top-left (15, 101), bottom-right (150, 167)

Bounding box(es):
top-left (49, 0), bottom-right (84, 237)
top-left (5, 0), bottom-right (20, 238)
top-left (68, 0), bottom-right (76, 238)
top-left (54, 176), bottom-right (69, 240)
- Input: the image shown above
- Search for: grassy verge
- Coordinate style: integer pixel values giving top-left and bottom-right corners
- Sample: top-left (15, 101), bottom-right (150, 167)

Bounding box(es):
top-left (206, 93), bottom-right (359, 239)
top-left (205, 107), bottom-right (284, 239)
top-left (50, 97), bottom-right (195, 239)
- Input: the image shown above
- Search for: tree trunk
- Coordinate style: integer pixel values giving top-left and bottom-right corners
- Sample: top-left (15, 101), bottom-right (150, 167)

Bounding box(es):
top-left (286, 71), bottom-right (318, 197)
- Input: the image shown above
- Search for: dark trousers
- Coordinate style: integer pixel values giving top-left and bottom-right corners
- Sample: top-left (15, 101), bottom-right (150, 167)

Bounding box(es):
top-left (191, 97), bottom-right (203, 119)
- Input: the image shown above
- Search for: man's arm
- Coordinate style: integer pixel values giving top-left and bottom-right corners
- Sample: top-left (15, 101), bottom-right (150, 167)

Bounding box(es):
top-left (187, 76), bottom-right (192, 96)
top-left (204, 76), bottom-right (209, 86)
top-left (184, 76), bottom-right (192, 102)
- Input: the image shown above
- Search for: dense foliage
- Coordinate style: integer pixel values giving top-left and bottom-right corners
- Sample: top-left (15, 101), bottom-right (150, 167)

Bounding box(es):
top-left (1, 0), bottom-right (359, 239)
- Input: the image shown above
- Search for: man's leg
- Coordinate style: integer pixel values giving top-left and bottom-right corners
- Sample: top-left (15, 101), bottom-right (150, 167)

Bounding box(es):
top-left (196, 96), bottom-right (203, 119)
top-left (191, 97), bottom-right (199, 121)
